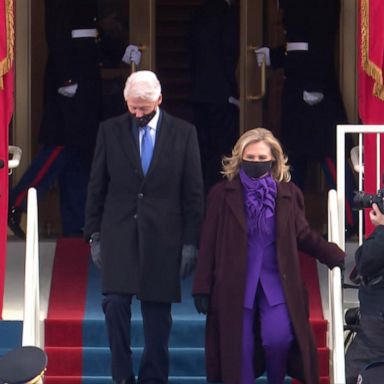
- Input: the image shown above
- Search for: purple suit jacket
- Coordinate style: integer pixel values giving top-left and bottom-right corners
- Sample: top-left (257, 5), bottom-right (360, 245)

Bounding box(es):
top-left (244, 216), bottom-right (285, 308)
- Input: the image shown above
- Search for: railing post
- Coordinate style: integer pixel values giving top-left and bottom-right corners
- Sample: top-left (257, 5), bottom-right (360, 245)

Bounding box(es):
top-left (328, 189), bottom-right (345, 384)
top-left (22, 187), bottom-right (41, 348)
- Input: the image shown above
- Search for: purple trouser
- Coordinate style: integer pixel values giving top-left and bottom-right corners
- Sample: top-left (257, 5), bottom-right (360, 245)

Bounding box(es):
top-left (241, 287), bottom-right (294, 384)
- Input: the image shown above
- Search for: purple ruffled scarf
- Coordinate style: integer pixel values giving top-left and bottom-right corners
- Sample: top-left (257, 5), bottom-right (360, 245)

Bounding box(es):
top-left (239, 169), bottom-right (277, 235)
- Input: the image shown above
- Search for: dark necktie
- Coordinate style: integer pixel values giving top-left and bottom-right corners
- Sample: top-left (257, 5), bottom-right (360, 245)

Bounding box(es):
top-left (141, 125), bottom-right (153, 175)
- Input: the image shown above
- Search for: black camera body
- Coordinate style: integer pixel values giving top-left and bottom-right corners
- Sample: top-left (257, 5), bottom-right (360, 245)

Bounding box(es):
top-left (353, 188), bottom-right (384, 214)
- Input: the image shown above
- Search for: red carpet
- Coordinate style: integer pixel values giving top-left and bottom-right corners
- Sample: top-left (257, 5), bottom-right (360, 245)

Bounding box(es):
top-left (291, 251), bottom-right (329, 384)
top-left (299, 251), bottom-right (325, 320)
top-left (45, 238), bottom-right (90, 383)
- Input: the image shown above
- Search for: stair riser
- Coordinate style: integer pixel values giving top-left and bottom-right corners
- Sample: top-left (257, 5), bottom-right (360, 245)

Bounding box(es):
top-left (45, 347), bottom-right (329, 377)
top-left (45, 319), bottom-right (327, 348)
top-left (45, 319), bottom-right (206, 348)
top-left (44, 377), bottom-right (295, 384)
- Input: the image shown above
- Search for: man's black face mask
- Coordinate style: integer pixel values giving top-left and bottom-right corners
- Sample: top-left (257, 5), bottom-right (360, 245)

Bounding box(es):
top-left (133, 110), bottom-right (156, 127)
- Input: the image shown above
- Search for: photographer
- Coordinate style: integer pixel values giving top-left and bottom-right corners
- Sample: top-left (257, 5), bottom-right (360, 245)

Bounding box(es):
top-left (345, 203), bottom-right (384, 383)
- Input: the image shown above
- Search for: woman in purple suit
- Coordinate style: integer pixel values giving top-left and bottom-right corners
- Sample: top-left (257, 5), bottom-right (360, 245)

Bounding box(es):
top-left (192, 128), bottom-right (345, 384)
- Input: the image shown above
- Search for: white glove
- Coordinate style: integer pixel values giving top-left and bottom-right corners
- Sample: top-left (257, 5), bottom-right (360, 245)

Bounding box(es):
top-left (303, 90), bottom-right (324, 106)
top-left (122, 44), bottom-right (142, 65)
top-left (255, 47), bottom-right (271, 66)
top-left (228, 96), bottom-right (240, 108)
top-left (57, 83), bottom-right (78, 97)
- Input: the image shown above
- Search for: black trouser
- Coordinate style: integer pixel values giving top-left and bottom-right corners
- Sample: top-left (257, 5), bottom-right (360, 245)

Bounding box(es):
top-left (345, 313), bottom-right (384, 384)
top-left (102, 294), bottom-right (172, 383)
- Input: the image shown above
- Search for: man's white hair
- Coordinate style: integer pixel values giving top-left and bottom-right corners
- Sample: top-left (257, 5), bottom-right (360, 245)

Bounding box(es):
top-left (123, 70), bottom-right (162, 101)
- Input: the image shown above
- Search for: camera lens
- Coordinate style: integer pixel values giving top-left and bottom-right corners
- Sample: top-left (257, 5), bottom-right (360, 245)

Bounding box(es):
top-left (353, 191), bottom-right (374, 210)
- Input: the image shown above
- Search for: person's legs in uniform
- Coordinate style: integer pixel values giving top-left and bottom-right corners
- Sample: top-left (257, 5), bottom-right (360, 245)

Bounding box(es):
top-left (102, 294), bottom-right (136, 384)
top-left (8, 145), bottom-right (67, 237)
top-left (58, 147), bottom-right (89, 236)
top-left (138, 301), bottom-right (172, 384)
top-left (345, 314), bottom-right (384, 384)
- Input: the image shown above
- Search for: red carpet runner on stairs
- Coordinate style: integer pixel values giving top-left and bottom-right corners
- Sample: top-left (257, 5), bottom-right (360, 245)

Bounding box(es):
top-left (45, 238), bottom-right (90, 383)
top-left (294, 251), bottom-right (330, 384)
top-left (44, 239), bottom-right (330, 383)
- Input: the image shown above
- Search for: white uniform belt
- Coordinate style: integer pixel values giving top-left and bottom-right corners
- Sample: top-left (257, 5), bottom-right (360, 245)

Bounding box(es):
top-left (71, 29), bottom-right (98, 38)
top-left (286, 42), bottom-right (309, 51)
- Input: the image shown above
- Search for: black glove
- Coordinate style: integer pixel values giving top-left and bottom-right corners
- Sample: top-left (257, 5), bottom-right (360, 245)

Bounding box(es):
top-left (180, 244), bottom-right (197, 279)
top-left (193, 294), bottom-right (210, 315)
top-left (89, 232), bottom-right (101, 269)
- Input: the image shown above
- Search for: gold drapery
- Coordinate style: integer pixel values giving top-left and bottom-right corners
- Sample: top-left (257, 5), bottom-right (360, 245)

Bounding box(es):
top-left (360, 0), bottom-right (384, 100)
top-left (0, 0), bottom-right (14, 89)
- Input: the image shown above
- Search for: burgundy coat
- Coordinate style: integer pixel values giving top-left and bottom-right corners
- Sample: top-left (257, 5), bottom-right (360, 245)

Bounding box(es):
top-left (193, 177), bottom-right (345, 383)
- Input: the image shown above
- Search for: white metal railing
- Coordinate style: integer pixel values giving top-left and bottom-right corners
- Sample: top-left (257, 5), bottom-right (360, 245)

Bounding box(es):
top-left (336, 125), bottom-right (384, 249)
top-left (22, 187), bottom-right (41, 348)
top-left (327, 189), bottom-right (345, 384)
top-left (329, 124), bottom-right (384, 383)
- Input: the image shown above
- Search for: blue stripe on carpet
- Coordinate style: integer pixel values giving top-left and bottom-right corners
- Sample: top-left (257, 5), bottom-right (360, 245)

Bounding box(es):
top-left (78, 377), bottom-right (292, 384)
top-left (84, 257), bottom-right (203, 320)
top-left (0, 320), bottom-right (23, 357)
top-left (84, 257), bottom-right (103, 319)
top-left (81, 260), bottom-right (292, 382)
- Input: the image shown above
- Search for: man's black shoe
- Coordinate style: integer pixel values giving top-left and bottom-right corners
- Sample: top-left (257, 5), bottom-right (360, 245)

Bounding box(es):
top-left (8, 206), bottom-right (26, 239)
top-left (113, 375), bottom-right (136, 384)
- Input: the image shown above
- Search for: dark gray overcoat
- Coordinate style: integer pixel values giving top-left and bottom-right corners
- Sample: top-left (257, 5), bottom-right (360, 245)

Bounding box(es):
top-left (84, 111), bottom-right (204, 302)
top-left (193, 177), bottom-right (345, 383)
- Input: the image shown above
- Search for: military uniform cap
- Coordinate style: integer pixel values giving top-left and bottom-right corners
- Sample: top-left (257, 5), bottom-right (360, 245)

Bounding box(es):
top-left (0, 346), bottom-right (47, 384)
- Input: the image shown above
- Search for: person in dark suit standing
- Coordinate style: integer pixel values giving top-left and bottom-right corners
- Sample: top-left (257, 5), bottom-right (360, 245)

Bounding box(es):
top-left (84, 70), bottom-right (204, 384)
top-left (188, 0), bottom-right (239, 193)
top-left (259, 0), bottom-right (345, 184)
top-left (345, 203), bottom-right (384, 384)
top-left (276, 0), bottom-right (346, 187)
top-left (8, 0), bottom-right (138, 238)
top-left (8, 0), bottom-right (102, 237)
top-left (256, 0), bottom-right (357, 232)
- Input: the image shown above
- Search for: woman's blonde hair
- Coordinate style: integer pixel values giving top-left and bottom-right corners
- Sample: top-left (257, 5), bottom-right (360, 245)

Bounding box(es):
top-left (222, 128), bottom-right (291, 182)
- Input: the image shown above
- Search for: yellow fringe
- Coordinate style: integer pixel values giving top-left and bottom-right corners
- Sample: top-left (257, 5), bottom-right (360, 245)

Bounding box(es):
top-left (373, 82), bottom-right (384, 101)
top-left (0, 0), bottom-right (14, 90)
top-left (26, 369), bottom-right (46, 384)
top-left (361, 0), bottom-right (383, 86)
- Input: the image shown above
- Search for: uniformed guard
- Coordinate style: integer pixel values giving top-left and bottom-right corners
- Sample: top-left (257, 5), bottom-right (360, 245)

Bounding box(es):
top-left (0, 346), bottom-right (47, 384)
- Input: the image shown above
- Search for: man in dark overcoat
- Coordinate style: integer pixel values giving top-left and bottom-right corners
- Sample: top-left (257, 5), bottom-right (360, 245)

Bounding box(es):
top-left (193, 177), bottom-right (345, 383)
top-left (84, 70), bottom-right (204, 384)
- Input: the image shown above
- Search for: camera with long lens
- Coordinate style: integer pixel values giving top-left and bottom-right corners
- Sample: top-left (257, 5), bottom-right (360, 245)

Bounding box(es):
top-left (353, 188), bottom-right (384, 214)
